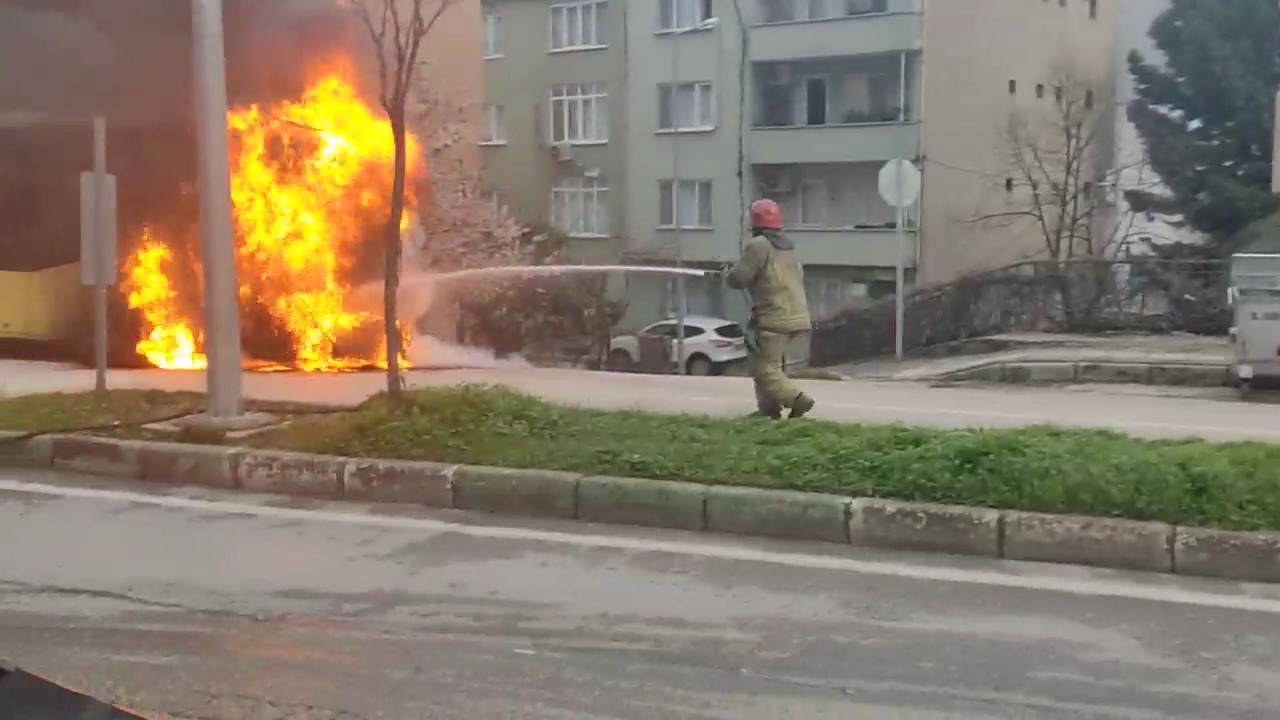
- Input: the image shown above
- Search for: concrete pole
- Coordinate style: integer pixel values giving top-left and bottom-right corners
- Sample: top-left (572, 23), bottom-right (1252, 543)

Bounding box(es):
top-left (92, 117), bottom-right (108, 393)
top-left (192, 0), bottom-right (243, 418)
top-left (894, 172), bottom-right (906, 360)
top-left (672, 31), bottom-right (686, 375)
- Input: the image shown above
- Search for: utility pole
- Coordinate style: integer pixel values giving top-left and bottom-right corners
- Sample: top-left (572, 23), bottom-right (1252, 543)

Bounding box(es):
top-left (192, 0), bottom-right (243, 418)
top-left (92, 117), bottom-right (108, 393)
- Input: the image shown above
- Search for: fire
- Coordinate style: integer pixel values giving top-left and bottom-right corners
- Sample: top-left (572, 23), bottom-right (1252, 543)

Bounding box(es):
top-left (122, 66), bottom-right (423, 372)
top-left (123, 230), bottom-right (208, 370)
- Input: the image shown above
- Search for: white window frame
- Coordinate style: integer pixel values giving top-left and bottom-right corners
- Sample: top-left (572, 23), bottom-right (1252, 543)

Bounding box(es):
top-left (759, 0), bottom-right (886, 23)
top-left (549, 84), bottom-right (609, 144)
top-left (552, 177), bottom-right (611, 237)
top-left (480, 104), bottom-right (506, 145)
top-left (484, 10), bottom-right (503, 58)
top-left (658, 82), bottom-right (716, 132)
top-left (548, 0), bottom-right (607, 52)
top-left (659, 0), bottom-right (714, 32)
top-left (658, 179), bottom-right (714, 229)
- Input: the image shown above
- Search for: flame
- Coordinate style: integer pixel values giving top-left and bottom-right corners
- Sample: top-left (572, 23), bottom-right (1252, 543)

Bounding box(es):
top-left (123, 230), bottom-right (208, 370)
top-left (122, 66), bottom-right (423, 372)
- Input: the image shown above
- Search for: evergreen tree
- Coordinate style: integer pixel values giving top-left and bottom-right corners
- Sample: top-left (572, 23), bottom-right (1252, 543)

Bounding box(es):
top-left (1127, 0), bottom-right (1279, 250)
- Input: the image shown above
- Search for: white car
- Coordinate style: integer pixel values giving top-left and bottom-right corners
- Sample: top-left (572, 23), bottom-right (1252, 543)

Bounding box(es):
top-left (608, 315), bottom-right (748, 376)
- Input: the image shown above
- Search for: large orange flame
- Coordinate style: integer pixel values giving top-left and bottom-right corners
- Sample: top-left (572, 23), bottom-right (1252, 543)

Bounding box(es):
top-left (122, 67), bottom-right (422, 372)
top-left (124, 229), bottom-right (208, 371)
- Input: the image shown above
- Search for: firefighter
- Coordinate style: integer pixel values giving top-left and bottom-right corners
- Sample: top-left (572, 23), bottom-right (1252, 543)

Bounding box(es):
top-left (721, 199), bottom-right (816, 420)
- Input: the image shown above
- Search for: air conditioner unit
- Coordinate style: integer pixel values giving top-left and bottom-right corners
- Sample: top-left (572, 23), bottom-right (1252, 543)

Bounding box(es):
top-left (550, 143), bottom-right (575, 162)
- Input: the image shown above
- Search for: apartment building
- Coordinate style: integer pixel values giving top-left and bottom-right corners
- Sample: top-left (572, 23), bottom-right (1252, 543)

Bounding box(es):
top-left (478, 0), bottom-right (628, 264)
top-left (480, 0), bottom-right (1118, 325)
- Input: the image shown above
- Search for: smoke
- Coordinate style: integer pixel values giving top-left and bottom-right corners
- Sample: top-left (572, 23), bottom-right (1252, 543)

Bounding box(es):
top-left (0, 0), bottom-right (374, 122)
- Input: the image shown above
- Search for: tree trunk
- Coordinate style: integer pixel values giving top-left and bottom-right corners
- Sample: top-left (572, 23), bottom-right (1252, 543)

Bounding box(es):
top-left (385, 110), bottom-right (409, 402)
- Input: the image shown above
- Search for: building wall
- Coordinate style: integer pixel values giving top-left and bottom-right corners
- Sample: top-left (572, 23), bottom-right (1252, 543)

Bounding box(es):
top-left (918, 0), bottom-right (1118, 285)
top-left (418, 0), bottom-right (485, 166)
top-left (621, 0), bottom-right (745, 266)
top-left (479, 0), bottom-right (627, 264)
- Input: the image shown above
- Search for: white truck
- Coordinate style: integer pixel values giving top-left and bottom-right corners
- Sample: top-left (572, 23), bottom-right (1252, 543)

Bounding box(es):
top-left (1229, 253), bottom-right (1280, 395)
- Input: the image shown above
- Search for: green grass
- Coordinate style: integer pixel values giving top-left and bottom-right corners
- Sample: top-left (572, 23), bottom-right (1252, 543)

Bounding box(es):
top-left (250, 385), bottom-right (1280, 533)
top-left (0, 390), bottom-right (205, 434)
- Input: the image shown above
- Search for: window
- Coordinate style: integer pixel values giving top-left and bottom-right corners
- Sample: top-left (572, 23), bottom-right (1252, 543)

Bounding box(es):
top-left (714, 323), bottom-right (744, 339)
top-left (659, 180), bottom-right (714, 229)
top-left (1008, 79), bottom-right (1017, 95)
top-left (549, 0), bottom-right (606, 51)
top-left (658, 82), bottom-right (716, 131)
top-left (1036, 83), bottom-right (1045, 99)
top-left (1085, 89), bottom-right (1095, 109)
top-left (550, 84), bottom-right (608, 144)
top-left (552, 177), bottom-right (610, 236)
top-left (484, 10), bottom-right (502, 58)
top-left (1089, 0), bottom-right (1097, 19)
top-left (480, 104), bottom-right (506, 144)
top-left (759, 0), bottom-right (885, 23)
top-left (659, 0), bottom-right (713, 31)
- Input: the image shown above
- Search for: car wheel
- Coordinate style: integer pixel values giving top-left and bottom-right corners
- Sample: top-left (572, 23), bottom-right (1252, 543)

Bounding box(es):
top-left (608, 349), bottom-right (635, 373)
top-left (686, 355), bottom-right (713, 376)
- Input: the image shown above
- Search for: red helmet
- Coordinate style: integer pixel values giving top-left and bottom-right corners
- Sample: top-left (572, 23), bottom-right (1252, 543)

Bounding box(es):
top-left (750, 199), bottom-right (784, 231)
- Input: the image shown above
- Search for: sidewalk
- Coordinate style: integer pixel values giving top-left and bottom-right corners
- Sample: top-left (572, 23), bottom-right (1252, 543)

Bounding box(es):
top-left (836, 333), bottom-right (1232, 382)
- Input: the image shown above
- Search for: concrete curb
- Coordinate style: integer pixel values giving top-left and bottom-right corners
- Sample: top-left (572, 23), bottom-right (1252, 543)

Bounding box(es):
top-left (1003, 511), bottom-right (1174, 573)
top-left (1174, 527), bottom-right (1280, 583)
top-left (705, 486), bottom-right (849, 544)
top-left (578, 476), bottom-right (707, 531)
top-left (2, 434), bottom-right (1277, 583)
top-left (239, 450), bottom-right (345, 499)
top-left (0, 431), bottom-right (52, 469)
top-left (850, 499), bottom-right (1001, 557)
top-left (944, 360), bottom-right (1232, 388)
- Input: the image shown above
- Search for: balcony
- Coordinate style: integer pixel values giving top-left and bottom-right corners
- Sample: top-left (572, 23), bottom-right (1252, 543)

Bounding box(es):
top-left (751, 55), bottom-right (919, 163)
top-left (791, 227), bottom-right (916, 268)
top-left (752, 122), bottom-right (917, 164)
top-left (751, 0), bottom-right (921, 62)
top-left (753, 161), bottom-right (917, 266)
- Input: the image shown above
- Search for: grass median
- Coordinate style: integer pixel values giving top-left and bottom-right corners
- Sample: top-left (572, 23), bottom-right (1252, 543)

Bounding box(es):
top-left (2, 386), bottom-right (1278, 532)
top-left (252, 385), bottom-right (1280, 533)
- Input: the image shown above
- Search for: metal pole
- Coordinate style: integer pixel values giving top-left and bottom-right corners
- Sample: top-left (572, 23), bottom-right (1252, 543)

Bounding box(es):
top-left (894, 168), bottom-right (906, 360)
top-left (92, 117), bottom-right (108, 393)
top-left (895, 52), bottom-right (908, 361)
top-left (673, 31), bottom-right (686, 375)
top-left (192, 0), bottom-right (243, 418)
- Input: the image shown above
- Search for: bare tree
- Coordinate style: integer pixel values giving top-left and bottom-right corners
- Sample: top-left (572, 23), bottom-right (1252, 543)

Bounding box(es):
top-left (352, 0), bottom-right (458, 401)
top-left (408, 85), bottom-right (526, 273)
top-left (974, 63), bottom-right (1133, 328)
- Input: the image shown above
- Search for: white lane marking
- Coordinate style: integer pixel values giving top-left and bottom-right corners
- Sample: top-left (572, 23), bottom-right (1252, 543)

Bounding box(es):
top-left (2, 478), bottom-right (1278, 615)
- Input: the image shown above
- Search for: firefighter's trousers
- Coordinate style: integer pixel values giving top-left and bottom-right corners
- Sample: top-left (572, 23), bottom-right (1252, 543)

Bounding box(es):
top-left (750, 330), bottom-right (806, 414)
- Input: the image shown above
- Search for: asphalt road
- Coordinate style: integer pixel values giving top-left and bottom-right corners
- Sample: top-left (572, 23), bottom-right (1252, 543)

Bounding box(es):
top-left (4, 361), bottom-right (1280, 442)
top-left (2, 469), bottom-right (1279, 719)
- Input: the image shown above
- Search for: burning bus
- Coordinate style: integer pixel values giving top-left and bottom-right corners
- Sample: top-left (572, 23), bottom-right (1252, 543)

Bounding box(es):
top-left (0, 0), bottom-right (429, 372)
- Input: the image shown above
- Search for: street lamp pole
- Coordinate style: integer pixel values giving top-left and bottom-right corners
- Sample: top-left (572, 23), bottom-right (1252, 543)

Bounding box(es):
top-left (192, 0), bottom-right (243, 418)
top-left (671, 17), bottom-right (719, 375)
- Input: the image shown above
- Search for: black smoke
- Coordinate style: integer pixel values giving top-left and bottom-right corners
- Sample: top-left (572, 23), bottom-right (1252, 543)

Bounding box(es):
top-left (0, 0), bottom-right (371, 123)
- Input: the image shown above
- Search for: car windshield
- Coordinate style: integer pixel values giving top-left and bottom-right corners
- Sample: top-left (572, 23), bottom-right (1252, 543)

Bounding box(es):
top-left (715, 324), bottom-right (744, 339)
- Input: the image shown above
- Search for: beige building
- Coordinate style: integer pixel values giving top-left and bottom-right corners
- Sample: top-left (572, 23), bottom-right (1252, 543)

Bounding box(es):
top-left (480, 0), bottom-right (1119, 323)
